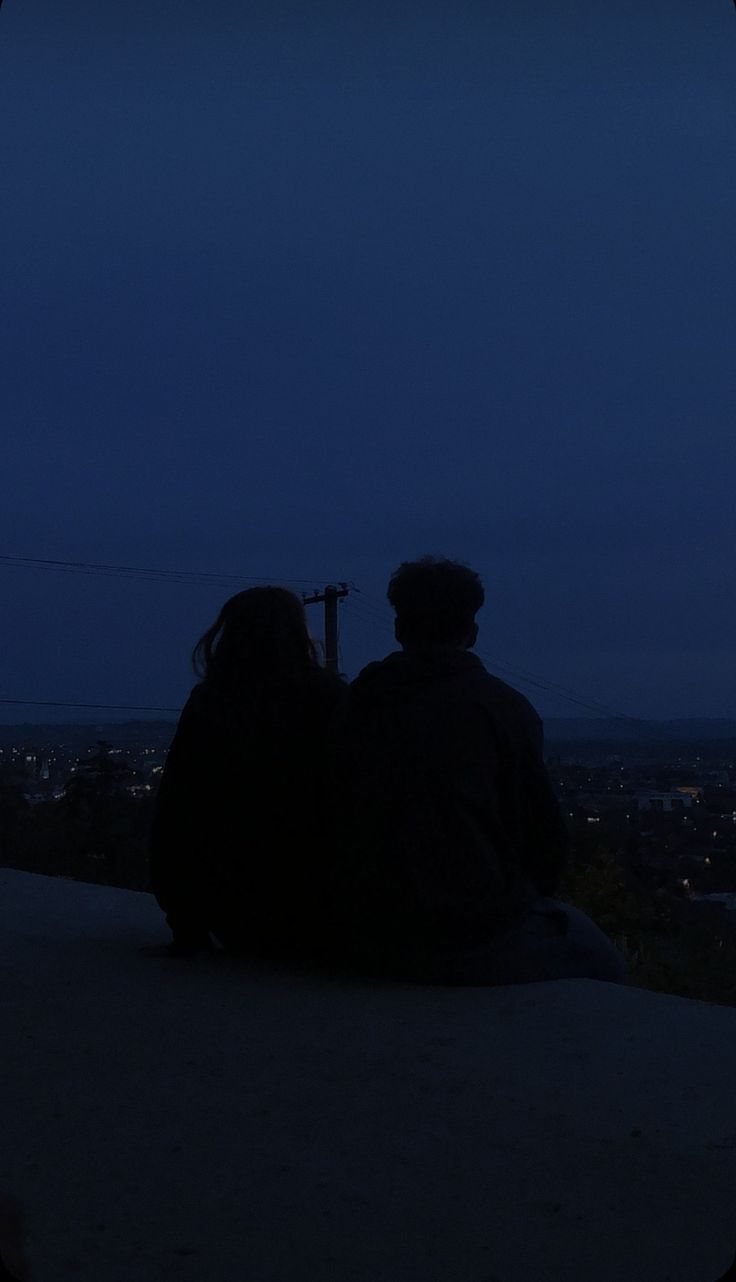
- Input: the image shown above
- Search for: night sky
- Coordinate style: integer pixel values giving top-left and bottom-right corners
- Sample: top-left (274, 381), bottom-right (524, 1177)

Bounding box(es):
top-left (1, 1), bottom-right (734, 723)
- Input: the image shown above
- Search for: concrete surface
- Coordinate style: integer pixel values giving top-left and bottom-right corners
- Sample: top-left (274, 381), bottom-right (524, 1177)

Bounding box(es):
top-left (2, 867), bottom-right (736, 1282)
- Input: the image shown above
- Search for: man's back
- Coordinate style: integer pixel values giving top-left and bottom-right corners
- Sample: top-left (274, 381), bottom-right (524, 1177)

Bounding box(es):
top-left (331, 649), bottom-right (568, 968)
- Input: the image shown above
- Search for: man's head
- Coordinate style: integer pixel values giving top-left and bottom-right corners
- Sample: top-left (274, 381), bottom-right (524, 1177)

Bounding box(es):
top-left (387, 556), bottom-right (484, 651)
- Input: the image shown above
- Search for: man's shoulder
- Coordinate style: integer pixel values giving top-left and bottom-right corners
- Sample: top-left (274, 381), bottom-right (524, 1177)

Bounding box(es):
top-left (465, 661), bottom-right (541, 732)
top-left (476, 666), bottom-right (538, 713)
top-left (352, 657), bottom-right (393, 684)
top-left (348, 653), bottom-right (406, 694)
top-left (349, 652), bottom-right (539, 723)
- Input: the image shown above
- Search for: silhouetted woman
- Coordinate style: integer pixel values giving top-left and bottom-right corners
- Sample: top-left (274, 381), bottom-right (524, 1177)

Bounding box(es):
top-left (149, 588), bottom-right (347, 960)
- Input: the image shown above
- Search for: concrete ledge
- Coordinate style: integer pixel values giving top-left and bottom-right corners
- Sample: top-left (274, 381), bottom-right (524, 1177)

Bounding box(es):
top-left (2, 867), bottom-right (736, 1281)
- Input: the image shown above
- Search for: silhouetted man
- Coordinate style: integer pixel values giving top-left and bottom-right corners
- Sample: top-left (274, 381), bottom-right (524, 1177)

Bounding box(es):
top-left (330, 556), bottom-right (627, 986)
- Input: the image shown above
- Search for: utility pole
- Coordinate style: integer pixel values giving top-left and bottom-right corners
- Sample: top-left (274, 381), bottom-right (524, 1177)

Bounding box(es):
top-left (302, 584), bottom-right (349, 673)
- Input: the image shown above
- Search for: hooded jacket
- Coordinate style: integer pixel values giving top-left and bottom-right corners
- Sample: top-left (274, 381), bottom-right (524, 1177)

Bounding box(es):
top-left (329, 648), bottom-right (568, 967)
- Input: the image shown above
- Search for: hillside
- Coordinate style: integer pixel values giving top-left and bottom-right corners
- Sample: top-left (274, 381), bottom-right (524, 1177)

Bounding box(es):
top-left (544, 718), bottom-right (736, 743)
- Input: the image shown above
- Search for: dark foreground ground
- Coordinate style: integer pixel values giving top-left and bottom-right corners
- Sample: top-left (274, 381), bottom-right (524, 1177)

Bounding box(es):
top-left (2, 867), bottom-right (736, 1282)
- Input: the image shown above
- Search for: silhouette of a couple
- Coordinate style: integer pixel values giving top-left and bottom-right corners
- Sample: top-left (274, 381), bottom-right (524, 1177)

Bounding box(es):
top-left (149, 556), bottom-right (628, 987)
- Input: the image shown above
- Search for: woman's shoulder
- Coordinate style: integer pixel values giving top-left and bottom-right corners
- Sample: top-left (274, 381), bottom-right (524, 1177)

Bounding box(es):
top-left (177, 682), bottom-right (233, 735)
top-left (180, 682), bottom-right (210, 718)
top-left (181, 671), bottom-right (345, 731)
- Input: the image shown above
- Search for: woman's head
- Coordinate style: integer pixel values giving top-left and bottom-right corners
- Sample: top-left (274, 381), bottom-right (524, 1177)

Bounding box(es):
top-left (192, 587), bottom-right (320, 689)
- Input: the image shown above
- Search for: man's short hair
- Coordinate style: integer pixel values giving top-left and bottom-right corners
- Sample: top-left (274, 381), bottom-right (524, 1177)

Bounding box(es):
top-left (387, 556), bottom-right (485, 647)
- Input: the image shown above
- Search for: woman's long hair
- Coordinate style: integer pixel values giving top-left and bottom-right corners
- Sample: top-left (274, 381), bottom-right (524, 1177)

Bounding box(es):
top-left (192, 588), bottom-right (321, 705)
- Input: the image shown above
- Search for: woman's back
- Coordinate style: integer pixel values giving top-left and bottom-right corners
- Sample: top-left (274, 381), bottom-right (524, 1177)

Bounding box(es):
top-left (149, 589), bottom-right (347, 957)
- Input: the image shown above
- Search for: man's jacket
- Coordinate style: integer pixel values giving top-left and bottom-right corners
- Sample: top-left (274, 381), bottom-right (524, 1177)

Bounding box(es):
top-left (329, 649), bottom-right (568, 964)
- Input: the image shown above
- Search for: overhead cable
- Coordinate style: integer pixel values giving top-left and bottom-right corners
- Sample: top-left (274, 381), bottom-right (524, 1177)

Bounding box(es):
top-left (0, 554), bottom-right (326, 588)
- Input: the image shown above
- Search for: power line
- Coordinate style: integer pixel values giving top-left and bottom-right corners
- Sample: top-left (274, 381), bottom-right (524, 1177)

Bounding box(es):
top-left (0, 557), bottom-right (700, 732)
top-left (0, 555), bottom-right (329, 588)
top-left (472, 648), bottom-right (643, 723)
top-left (349, 593), bottom-right (597, 701)
top-left (473, 652), bottom-right (637, 722)
top-left (347, 588), bottom-right (394, 624)
top-left (347, 611), bottom-right (619, 720)
top-left (351, 589), bottom-right (644, 721)
top-left (1, 555), bottom-right (630, 718)
top-left (344, 594), bottom-right (392, 626)
top-left (344, 594), bottom-right (653, 726)
top-left (342, 598), bottom-right (396, 644)
top-left (0, 699), bottom-right (181, 713)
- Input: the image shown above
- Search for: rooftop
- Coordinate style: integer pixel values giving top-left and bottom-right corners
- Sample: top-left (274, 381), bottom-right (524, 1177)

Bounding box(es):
top-left (2, 867), bottom-right (736, 1281)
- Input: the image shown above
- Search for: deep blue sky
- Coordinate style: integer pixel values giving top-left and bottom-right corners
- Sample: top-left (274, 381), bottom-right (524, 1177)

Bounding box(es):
top-left (1, 0), bottom-right (734, 722)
